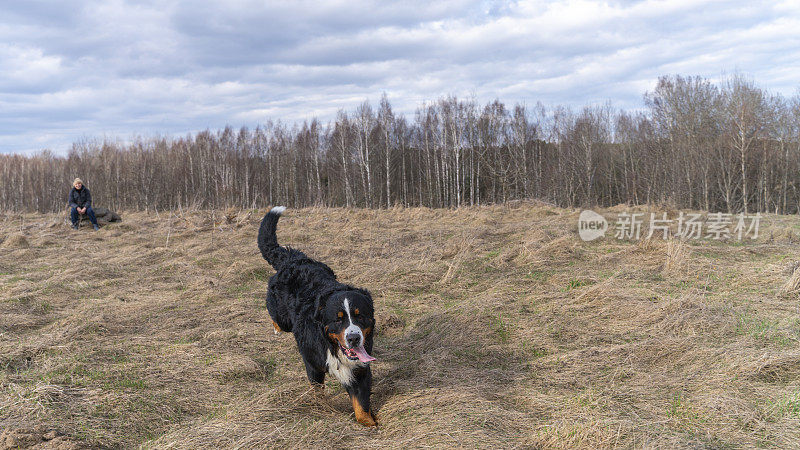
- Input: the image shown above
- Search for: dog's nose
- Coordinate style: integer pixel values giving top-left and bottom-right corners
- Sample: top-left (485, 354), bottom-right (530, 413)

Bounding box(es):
top-left (345, 332), bottom-right (361, 348)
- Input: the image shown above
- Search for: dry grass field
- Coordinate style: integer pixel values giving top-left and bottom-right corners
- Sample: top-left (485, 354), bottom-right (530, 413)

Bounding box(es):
top-left (1, 204), bottom-right (799, 449)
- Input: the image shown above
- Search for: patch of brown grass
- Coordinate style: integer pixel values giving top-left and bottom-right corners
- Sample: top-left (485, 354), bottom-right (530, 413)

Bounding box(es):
top-left (1, 206), bottom-right (799, 448)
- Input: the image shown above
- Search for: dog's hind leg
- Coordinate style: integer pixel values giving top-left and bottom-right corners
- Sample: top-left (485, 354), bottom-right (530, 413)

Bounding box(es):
top-left (266, 291), bottom-right (291, 334)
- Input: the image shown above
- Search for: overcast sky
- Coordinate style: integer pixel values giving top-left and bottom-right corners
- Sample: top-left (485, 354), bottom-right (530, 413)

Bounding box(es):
top-left (1, 0), bottom-right (799, 155)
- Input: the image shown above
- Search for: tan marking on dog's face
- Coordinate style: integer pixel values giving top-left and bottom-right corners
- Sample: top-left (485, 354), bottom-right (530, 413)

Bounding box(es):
top-left (328, 330), bottom-right (347, 348)
top-left (363, 326), bottom-right (372, 336)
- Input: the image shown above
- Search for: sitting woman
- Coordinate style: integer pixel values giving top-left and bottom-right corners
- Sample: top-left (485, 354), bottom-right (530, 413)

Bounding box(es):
top-left (68, 178), bottom-right (99, 231)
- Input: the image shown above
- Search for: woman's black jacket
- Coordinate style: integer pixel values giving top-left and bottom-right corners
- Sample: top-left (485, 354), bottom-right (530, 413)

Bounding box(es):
top-left (68, 187), bottom-right (92, 209)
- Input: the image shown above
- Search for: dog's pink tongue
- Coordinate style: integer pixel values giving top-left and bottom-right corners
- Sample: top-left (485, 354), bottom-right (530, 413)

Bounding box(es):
top-left (353, 346), bottom-right (376, 362)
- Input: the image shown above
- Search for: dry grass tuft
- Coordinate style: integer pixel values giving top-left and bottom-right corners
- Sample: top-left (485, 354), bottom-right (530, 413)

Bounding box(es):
top-left (535, 235), bottom-right (580, 263)
top-left (0, 233), bottom-right (28, 249)
top-left (437, 233), bottom-right (476, 283)
top-left (750, 352), bottom-right (800, 383)
top-left (779, 261), bottom-right (800, 297)
top-left (663, 240), bottom-right (691, 275)
top-left (635, 237), bottom-right (661, 252)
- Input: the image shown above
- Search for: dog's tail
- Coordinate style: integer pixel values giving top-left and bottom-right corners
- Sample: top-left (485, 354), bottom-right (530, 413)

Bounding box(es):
top-left (258, 206), bottom-right (289, 270)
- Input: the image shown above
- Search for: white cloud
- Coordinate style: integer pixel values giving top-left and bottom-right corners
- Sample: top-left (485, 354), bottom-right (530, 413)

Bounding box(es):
top-left (0, 0), bottom-right (799, 154)
top-left (0, 44), bottom-right (64, 89)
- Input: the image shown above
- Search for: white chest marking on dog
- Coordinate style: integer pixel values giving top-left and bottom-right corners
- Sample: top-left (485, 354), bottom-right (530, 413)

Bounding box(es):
top-left (326, 349), bottom-right (356, 386)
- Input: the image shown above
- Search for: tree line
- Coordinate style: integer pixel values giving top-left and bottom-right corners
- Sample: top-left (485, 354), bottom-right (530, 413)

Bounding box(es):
top-left (2, 74), bottom-right (800, 214)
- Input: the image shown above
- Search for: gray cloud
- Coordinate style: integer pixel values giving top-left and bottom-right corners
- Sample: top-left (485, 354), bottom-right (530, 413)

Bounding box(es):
top-left (1, 0), bottom-right (799, 153)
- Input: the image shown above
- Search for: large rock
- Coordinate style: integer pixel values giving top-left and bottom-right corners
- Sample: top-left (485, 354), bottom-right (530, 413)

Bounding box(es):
top-left (93, 207), bottom-right (122, 224)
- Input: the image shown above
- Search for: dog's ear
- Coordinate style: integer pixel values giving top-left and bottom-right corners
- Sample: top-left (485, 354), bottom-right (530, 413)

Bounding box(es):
top-left (313, 294), bottom-right (327, 323)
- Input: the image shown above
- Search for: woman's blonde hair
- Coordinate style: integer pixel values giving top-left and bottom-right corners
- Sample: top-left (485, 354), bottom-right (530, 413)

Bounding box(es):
top-left (73, 178), bottom-right (83, 186)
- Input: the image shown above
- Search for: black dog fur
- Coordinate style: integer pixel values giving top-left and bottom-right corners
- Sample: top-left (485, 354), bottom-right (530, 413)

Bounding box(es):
top-left (257, 206), bottom-right (377, 426)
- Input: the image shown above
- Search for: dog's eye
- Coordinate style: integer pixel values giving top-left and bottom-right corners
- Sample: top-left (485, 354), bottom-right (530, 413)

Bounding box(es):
top-left (354, 308), bottom-right (359, 316)
top-left (337, 311), bottom-right (344, 318)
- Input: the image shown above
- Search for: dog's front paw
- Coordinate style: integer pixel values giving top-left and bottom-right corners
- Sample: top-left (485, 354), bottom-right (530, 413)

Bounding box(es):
top-left (356, 410), bottom-right (377, 427)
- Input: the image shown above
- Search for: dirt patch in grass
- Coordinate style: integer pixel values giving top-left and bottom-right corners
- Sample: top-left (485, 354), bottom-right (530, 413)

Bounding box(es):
top-left (1, 204), bottom-right (799, 448)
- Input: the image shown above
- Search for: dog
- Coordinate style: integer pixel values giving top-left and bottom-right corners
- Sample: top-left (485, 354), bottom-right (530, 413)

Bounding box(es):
top-left (257, 206), bottom-right (377, 427)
